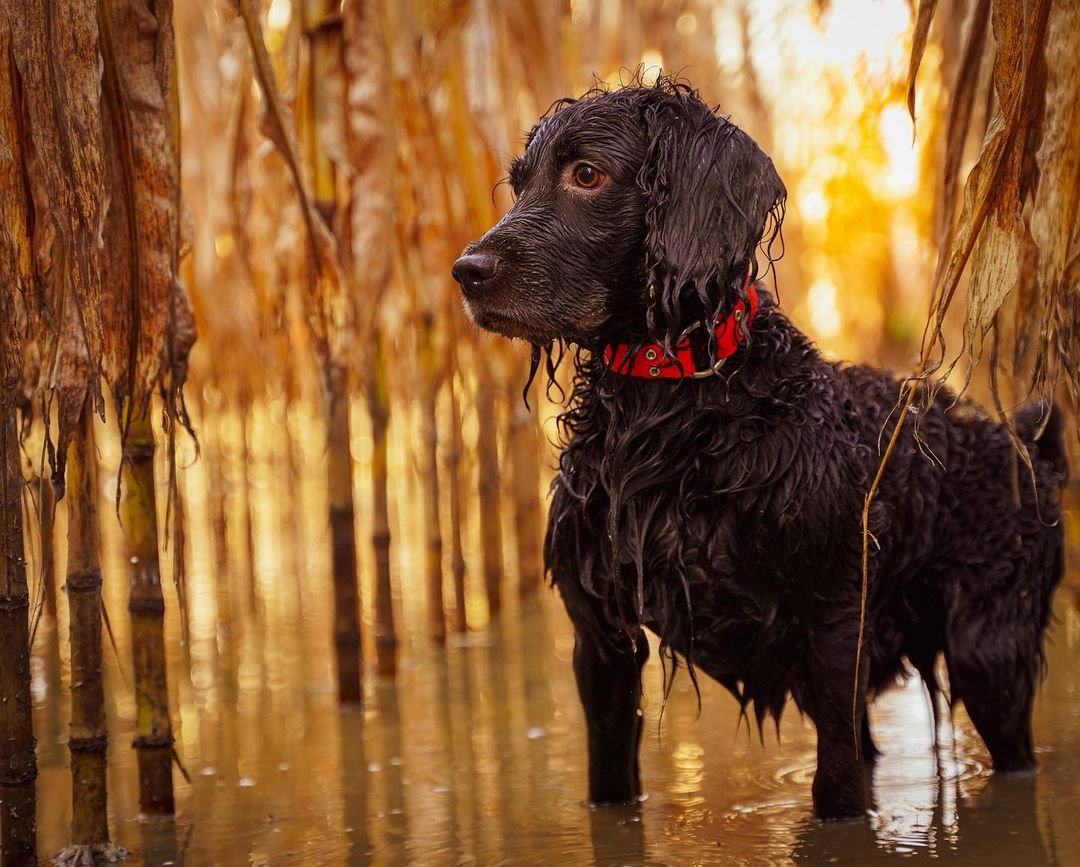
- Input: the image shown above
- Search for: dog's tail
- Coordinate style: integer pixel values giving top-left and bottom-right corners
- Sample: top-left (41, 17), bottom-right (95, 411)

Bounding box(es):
top-left (1016, 400), bottom-right (1069, 481)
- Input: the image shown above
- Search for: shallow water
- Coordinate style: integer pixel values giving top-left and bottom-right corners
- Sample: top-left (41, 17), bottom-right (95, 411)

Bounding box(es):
top-left (26, 407), bottom-right (1080, 865)
top-left (30, 571), bottom-right (1080, 866)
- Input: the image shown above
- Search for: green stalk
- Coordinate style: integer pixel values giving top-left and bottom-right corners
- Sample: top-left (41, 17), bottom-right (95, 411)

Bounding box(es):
top-left (123, 410), bottom-right (175, 814)
top-left (66, 402), bottom-right (110, 845)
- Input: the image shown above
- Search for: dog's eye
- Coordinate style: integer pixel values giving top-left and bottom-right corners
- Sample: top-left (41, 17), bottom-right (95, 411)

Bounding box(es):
top-left (572, 163), bottom-right (605, 190)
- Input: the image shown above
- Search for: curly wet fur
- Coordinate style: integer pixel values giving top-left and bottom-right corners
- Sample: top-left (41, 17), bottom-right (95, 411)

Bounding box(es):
top-left (453, 75), bottom-right (1067, 821)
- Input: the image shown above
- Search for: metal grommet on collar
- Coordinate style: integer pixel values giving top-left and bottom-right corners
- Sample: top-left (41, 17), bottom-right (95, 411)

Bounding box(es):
top-left (605, 281), bottom-right (758, 380)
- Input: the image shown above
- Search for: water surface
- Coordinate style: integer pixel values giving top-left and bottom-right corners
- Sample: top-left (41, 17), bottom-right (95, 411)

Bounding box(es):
top-left (32, 575), bottom-right (1080, 866)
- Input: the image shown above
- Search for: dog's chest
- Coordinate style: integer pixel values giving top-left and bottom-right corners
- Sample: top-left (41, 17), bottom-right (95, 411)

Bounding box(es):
top-left (546, 375), bottom-right (865, 666)
top-left (549, 411), bottom-right (814, 616)
top-left (551, 448), bottom-right (804, 684)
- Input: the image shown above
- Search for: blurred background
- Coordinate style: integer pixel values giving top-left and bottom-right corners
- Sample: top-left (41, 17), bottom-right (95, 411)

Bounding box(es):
top-left (175, 0), bottom-right (945, 647)
top-left (5, 0), bottom-right (1080, 864)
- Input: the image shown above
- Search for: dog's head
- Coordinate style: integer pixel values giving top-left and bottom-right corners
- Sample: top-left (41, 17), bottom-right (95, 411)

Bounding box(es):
top-left (452, 76), bottom-right (787, 351)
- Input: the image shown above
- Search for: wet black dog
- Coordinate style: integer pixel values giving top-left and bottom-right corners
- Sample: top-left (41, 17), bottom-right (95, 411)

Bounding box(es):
top-left (451, 77), bottom-right (1066, 820)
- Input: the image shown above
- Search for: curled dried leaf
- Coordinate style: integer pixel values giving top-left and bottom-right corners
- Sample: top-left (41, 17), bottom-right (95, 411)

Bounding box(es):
top-left (906, 0), bottom-right (939, 129)
top-left (935, 0), bottom-right (990, 248)
top-left (1030, 0), bottom-right (1080, 414)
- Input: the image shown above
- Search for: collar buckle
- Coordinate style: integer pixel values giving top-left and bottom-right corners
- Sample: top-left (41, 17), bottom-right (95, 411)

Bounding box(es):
top-left (604, 280), bottom-right (759, 380)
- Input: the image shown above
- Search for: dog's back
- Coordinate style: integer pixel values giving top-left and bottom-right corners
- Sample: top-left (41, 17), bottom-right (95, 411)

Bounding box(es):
top-left (837, 361), bottom-right (1066, 769)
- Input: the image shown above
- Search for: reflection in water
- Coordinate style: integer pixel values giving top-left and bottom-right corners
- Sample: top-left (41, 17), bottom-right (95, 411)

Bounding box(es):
top-left (589, 804), bottom-right (646, 867)
top-left (29, 470), bottom-right (1080, 866)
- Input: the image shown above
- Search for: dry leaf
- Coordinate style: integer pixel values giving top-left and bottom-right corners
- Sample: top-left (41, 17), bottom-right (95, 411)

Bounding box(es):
top-left (935, 0), bottom-right (990, 248)
top-left (961, 0), bottom-right (1050, 379)
top-left (237, 0), bottom-right (350, 402)
top-left (906, 0), bottom-right (939, 129)
top-left (1030, 0), bottom-right (1080, 406)
top-left (98, 0), bottom-right (195, 415)
top-left (923, 0), bottom-right (1051, 378)
top-left (7, 0), bottom-right (108, 488)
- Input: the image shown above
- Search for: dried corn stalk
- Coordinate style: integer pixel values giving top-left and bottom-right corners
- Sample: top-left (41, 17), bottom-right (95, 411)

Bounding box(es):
top-left (0, 36), bottom-right (33, 843)
top-left (124, 412), bottom-right (176, 814)
top-left (0, 240), bottom-right (35, 865)
top-left (907, 0), bottom-right (1058, 401)
top-left (0, 324), bottom-right (35, 867)
top-left (98, 0), bottom-right (196, 419)
top-left (58, 402), bottom-right (126, 863)
top-left (1029, 0), bottom-right (1080, 409)
top-left (6, 0), bottom-right (108, 489)
top-left (859, 0), bottom-right (1071, 746)
top-left (343, 0), bottom-right (398, 670)
top-left (236, 0), bottom-right (351, 403)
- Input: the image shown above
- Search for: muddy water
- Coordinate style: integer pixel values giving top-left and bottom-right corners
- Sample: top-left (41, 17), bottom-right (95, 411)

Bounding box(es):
top-left (29, 562), bottom-right (1080, 866)
top-left (24, 407), bottom-right (1080, 865)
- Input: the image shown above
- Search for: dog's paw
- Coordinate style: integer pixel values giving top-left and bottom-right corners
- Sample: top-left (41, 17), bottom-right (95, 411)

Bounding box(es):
top-left (811, 777), bottom-right (867, 822)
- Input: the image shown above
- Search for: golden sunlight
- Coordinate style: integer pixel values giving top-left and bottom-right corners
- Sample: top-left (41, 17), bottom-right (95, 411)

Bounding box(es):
top-left (9, 1), bottom-right (1078, 865)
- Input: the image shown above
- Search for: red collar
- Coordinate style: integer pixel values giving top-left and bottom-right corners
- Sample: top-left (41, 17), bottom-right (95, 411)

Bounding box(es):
top-left (603, 284), bottom-right (759, 379)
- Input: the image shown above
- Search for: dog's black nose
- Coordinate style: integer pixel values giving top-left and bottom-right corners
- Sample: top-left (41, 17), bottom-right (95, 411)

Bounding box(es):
top-left (451, 253), bottom-right (498, 295)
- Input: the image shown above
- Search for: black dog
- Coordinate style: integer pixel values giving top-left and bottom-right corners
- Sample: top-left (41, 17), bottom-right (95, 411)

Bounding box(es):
top-left (451, 77), bottom-right (1066, 820)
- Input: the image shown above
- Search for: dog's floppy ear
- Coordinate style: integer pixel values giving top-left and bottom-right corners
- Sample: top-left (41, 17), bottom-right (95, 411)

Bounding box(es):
top-left (638, 90), bottom-right (786, 348)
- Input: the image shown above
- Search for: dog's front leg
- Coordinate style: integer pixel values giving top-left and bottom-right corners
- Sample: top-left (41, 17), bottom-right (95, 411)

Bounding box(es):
top-left (807, 632), bottom-right (869, 821)
top-left (573, 632), bottom-right (649, 805)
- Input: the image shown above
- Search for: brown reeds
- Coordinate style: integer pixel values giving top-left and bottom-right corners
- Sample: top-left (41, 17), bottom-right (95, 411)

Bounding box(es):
top-left (854, 0), bottom-right (1078, 746)
top-left (7, 0), bottom-right (108, 490)
top-left (0, 311), bottom-right (36, 867)
top-left (369, 336), bottom-right (398, 676)
top-left (240, 0), bottom-right (370, 698)
top-left (123, 410), bottom-right (175, 814)
top-left (203, 398), bottom-right (234, 621)
top-left (436, 16), bottom-right (526, 624)
top-left (507, 396), bottom-right (543, 601)
top-left (239, 408), bottom-right (259, 614)
top-left (60, 400), bottom-right (124, 861)
top-left (303, 0), bottom-right (364, 701)
top-left (95, 0), bottom-right (193, 815)
top-left (342, 0), bottom-right (398, 670)
top-left (387, 9), bottom-right (451, 642)
top-left (0, 17), bottom-right (37, 865)
top-left (328, 394), bottom-right (363, 701)
top-left (447, 366), bottom-right (468, 633)
top-left (417, 316), bottom-right (447, 642)
top-left (37, 473), bottom-right (57, 623)
top-left (475, 374), bottom-right (504, 619)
